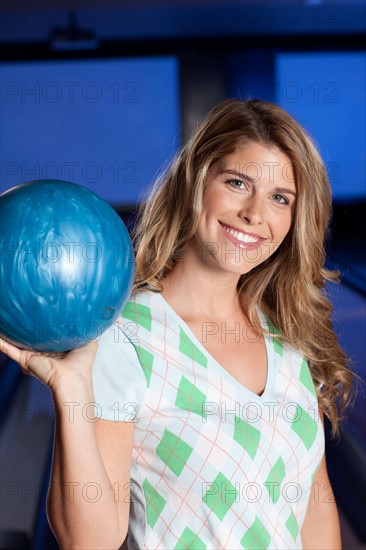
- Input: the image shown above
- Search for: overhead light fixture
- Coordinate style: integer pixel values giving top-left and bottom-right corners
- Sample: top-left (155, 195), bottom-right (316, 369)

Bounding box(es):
top-left (49, 9), bottom-right (99, 51)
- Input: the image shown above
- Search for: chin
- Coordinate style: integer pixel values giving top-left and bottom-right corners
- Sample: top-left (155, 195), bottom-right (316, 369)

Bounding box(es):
top-left (217, 261), bottom-right (257, 276)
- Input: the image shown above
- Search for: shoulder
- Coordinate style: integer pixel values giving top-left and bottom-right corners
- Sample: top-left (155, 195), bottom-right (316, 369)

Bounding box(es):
top-left (122, 286), bottom-right (157, 309)
top-left (92, 321), bottom-right (148, 421)
top-left (120, 287), bottom-right (164, 330)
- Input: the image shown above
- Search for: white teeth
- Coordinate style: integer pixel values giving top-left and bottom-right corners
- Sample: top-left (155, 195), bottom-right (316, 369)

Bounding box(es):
top-left (223, 225), bottom-right (259, 243)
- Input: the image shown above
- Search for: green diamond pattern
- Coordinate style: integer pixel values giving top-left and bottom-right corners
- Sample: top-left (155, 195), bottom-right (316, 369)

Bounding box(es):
top-left (233, 416), bottom-right (261, 459)
top-left (266, 321), bottom-right (283, 356)
top-left (264, 456), bottom-right (286, 504)
top-left (156, 429), bottom-right (193, 476)
top-left (179, 328), bottom-right (208, 368)
top-left (311, 458), bottom-right (322, 485)
top-left (240, 517), bottom-right (271, 549)
top-left (202, 472), bottom-right (238, 520)
top-left (142, 478), bottom-right (166, 528)
top-left (299, 358), bottom-right (317, 397)
top-left (273, 338), bottom-right (283, 356)
top-left (291, 404), bottom-right (318, 450)
top-left (285, 510), bottom-right (299, 541)
top-left (118, 295), bottom-right (322, 548)
top-left (122, 302), bottom-right (152, 331)
top-left (135, 345), bottom-right (154, 387)
top-left (310, 470), bottom-right (315, 486)
top-left (174, 527), bottom-right (207, 549)
top-left (175, 376), bottom-right (207, 419)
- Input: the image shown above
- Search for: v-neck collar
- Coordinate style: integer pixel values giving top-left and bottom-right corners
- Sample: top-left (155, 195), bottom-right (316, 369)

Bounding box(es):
top-left (149, 290), bottom-right (276, 402)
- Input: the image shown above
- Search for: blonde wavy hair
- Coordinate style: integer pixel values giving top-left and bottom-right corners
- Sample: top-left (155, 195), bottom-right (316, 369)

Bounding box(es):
top-left (131, 98), bottom-right (361, 440)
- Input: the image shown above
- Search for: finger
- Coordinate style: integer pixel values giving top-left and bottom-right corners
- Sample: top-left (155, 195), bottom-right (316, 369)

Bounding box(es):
top-left (0, 337), bottom-right (26, 364)
top-left (0, 338), bottom-right (41, 377)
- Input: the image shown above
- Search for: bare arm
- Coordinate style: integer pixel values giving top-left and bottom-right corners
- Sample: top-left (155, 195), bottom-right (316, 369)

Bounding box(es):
top-left (48, 379), bottom-right (134, 549)
top-left (300, 409), bottom-right (342, 549)
top-left (0, 338), bottom-right (134, 550)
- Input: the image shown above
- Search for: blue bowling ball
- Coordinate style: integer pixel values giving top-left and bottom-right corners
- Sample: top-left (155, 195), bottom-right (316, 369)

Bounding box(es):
top-left (0, 180), bottom-right (135, 352)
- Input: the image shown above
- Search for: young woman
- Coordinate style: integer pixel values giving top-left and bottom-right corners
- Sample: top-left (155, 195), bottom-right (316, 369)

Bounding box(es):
top-left (0, 99), bottom-right (359, 549)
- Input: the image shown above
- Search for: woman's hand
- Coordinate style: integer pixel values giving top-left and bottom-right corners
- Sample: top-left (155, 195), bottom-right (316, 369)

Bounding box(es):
top-left (0, 337), bottom-right (98, 393)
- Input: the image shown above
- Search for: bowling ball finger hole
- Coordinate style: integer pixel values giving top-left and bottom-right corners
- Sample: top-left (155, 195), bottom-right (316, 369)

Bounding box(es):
top-left (101, 306), bottom-right (115, 320)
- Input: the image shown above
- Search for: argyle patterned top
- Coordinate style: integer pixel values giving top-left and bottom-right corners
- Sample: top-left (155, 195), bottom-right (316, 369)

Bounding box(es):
top-left (92, 287), bottom-right (325, 550)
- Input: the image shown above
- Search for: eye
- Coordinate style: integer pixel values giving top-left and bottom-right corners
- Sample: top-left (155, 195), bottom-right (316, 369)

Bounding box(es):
top-left (226, 179), bottom-right (246, 190)
top-left (272, 193), bottom-right (289, 205)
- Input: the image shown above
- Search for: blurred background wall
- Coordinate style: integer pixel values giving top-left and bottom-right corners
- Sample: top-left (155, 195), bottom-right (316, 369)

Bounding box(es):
top-left (0, 1), bottom-right (365, 548)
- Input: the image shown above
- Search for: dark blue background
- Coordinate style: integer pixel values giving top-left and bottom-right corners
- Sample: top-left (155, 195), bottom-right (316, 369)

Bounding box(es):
top-left (0, 57), bottom-right (180, 204)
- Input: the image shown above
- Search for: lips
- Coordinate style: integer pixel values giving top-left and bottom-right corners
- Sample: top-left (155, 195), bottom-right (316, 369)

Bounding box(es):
top-left (219, 222), bottom-right (265, 242)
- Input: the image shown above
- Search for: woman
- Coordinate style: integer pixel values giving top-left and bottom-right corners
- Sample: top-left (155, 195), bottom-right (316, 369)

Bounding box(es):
top-left (0, 99), bottom-right (359, 549)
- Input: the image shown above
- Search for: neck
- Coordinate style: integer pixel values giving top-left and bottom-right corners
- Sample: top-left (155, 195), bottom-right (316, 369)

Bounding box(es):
top-left (160, 255), bottom-right (245, 321)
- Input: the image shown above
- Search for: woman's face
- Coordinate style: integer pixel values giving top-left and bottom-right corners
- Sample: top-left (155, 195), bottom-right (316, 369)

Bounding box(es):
top-left (189, 141), bottom-right (297, 276)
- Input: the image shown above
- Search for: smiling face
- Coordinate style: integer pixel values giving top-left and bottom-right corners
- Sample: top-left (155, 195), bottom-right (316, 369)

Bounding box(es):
top-left (187, 141), bottom-right (297, 276)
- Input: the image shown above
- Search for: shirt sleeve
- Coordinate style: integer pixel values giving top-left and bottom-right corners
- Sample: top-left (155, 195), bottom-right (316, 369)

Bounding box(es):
top-left (91, 321), bottom-right (147, 422)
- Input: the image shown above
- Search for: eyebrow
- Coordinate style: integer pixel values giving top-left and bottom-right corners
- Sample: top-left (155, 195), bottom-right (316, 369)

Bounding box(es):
top-left (222, 169), bottom-right (297, 197)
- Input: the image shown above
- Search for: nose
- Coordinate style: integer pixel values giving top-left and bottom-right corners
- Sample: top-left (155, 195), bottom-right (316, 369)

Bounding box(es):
top-left (239, 195), bottom-right (263, 225)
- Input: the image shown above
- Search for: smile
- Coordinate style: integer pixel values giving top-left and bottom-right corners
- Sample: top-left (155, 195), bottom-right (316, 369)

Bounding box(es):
top-left (219, 222), bottom-right (264, 244)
